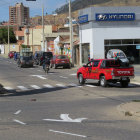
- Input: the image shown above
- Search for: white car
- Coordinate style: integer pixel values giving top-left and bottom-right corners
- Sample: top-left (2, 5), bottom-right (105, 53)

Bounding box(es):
top-left (107, 49), bottom-right (129, 65)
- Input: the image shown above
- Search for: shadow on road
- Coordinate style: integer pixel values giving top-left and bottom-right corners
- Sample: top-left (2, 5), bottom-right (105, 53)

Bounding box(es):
top-left (0, 85), bottom-right (77, 97)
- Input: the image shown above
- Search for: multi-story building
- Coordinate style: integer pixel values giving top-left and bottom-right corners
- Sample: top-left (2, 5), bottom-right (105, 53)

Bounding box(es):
top-left (9, 3), bottom-right (29, 26)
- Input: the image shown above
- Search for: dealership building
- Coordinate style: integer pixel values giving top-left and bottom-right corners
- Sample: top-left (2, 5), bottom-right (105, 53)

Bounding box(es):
top-left (78, 6), bottom-right (140, 64)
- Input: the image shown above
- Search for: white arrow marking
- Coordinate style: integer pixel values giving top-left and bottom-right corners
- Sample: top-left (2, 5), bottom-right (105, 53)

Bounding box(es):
top-left (13, 119), bottom-right (26, 125)
top-left (49, 129), bottom-right (87, 138)
top-left (43, 114), bottom-right (87, 123)
top-left (14, 110), bottom-right (21, 115)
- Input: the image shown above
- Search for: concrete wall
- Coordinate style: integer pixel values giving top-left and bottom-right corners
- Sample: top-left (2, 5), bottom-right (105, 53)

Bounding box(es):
top-left (0, 44), bottom-right (20, 55)
top-left (24, 25), bottom-right (52, 46)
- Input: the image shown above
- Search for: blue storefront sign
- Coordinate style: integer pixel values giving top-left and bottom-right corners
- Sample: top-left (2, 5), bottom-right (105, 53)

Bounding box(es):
top-left (96, 13), bottom-right (135, 21)
top-left (78, 14), bottom-right (88, 24)
top-left (136, 45), bottom-right (140, 49)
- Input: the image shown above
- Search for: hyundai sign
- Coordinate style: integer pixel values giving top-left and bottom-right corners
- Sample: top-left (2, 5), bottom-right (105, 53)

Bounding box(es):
top-left (96, 13), bottom-right (135, 21)
top-left (78, 14), bottom-right (88, 24)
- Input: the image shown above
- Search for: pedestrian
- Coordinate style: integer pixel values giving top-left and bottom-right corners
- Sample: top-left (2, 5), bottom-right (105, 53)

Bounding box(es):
top-left (14, 52), bottom-right (17, 61)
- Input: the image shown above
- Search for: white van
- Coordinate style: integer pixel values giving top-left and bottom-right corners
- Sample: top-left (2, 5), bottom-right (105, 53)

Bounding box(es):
top-left (107, 49), bottom-right (129, 64)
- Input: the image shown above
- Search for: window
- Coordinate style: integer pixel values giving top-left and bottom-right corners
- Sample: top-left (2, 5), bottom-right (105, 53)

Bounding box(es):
top-left (87, 61), bottom-right (93, 67)
top-left (105, 60), bottom-right (120, 68)
top-left (93, 61), bottom-right (100, 67)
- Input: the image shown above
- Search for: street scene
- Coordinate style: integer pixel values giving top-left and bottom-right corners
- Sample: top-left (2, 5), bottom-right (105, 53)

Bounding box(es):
top-left (1, 0), bottom-right (140, 140)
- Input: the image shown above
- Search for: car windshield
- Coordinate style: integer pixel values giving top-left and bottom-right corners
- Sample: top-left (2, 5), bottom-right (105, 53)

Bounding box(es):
top-left (57, 55), bottom-right (68, 59)
top-left (21, 52), bottom-right (33, 57)
top-left (114, 52), bottom-right (125, 58)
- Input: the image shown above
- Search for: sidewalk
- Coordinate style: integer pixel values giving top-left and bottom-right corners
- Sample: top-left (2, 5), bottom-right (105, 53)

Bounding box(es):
top-left (117, 101), bottom-right (140, 120)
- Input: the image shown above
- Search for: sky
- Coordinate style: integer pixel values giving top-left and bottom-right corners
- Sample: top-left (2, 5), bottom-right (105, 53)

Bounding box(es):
top-left (0, 0), bottom-right (68, 22)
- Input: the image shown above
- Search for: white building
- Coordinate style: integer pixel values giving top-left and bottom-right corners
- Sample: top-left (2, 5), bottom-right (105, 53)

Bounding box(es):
top-left (79, 6), bottom-right (140, 64)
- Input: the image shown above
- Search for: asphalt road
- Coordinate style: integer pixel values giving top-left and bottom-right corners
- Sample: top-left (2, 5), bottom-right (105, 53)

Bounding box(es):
top-left (0, 56), bottom-right (140, 140)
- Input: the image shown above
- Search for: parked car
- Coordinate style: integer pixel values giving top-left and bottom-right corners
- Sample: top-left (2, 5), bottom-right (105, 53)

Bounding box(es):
top-left (34, 51), bottom-right (53, 66)
top-left (50, 55), bottom-right (71, 69)
top-left (8, 51), bottom-right (16, 59)
top-left (77, 59), bottom-right (134, 87)
top-left (17, 51), bottom-right (34, 68)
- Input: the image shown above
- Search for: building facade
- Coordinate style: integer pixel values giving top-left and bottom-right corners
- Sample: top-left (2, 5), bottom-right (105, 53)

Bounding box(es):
top-left (9, 3), bottom-right (29, 26)
top-left (79, 6), bottom-right (140, 64)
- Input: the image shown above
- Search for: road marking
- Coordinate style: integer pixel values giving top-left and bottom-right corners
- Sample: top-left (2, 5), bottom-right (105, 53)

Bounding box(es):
top-left (31, 75), bottom-right (47, 80)
top-left (60, 76), bottom-right (68, 79)
top-left (49, 129), bottom-right (87, 138)
top-left (70, 73), bottom-right (77, 76)
top-left (43, 84), bottom-right (54, 88)
top-left (17, 86), bottom-right (28, 91)
top-left (14, 110), bottom-right (21, 115)
top-left (43, 114), bottom-right (87, 123)
top-left (37, 70), bottom-right (42, 72)
top-left (56, 84), bottom-right (66, 88)
top-left (4, 87), bottom-right (13, 90)
top-left (13, 119), bottom-right (26, 125)
top-left (30, 85), bottom-right (41, 89)
top-left (86, 85), bottom-right (97, 88)
top-left (69, 83), bottom-right (78, 87)
top-left (131, 82), bottom-right (140, 85)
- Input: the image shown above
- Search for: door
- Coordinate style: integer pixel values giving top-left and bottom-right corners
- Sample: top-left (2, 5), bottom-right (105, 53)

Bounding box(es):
top-left (90, 60), bottom-right (100, 79)
top-left (84, 61), bottom-right (94, 79)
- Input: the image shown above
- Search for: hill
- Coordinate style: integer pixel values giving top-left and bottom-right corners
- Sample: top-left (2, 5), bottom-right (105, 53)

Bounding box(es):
top-left (30, 0), bottom-right (140, 26)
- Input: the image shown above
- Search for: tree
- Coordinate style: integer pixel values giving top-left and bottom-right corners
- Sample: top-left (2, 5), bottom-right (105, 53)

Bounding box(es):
top-left (0, 27), bottom-right (17, 44)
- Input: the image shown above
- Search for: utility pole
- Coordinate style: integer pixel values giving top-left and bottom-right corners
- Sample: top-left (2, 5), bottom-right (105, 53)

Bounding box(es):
top-left (79, 24), bottom-right (82, 65)
top-left (42, 5), bottom-right (45, 51)
top-left (8, 22), bottom-right (10, 53)
top-left (69, 0), bottom-right (74, 66)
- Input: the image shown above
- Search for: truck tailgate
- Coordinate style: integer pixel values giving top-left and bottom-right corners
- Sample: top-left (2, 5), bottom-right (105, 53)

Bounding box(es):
top-left (113, 67), bottom-right (134, 76)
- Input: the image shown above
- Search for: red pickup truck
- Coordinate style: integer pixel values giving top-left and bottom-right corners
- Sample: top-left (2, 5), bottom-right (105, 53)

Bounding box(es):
top-left (77, 59), bottom-right (134, 87)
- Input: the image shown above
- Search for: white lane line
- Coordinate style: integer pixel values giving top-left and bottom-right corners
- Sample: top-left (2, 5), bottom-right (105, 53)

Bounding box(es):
top-left (77, 86), bottom-right (83, 88)
top-left (30, 85), bottom-right (41, 89)
top-left (31, 75), bottom-right (47, 80)
top-left (56, 84), bottom-right (66, 88)
top-left (60, 76), bottom-right (68, 79)
top-left (13, 119), bottom-right (26, 125)
top-left (131, 82), bottom-right (140, 85)
top-left (17, 86), bottom-right (28, 91)
top-left (14, 110), bottom-right (21, 115)
top-left (43, 84), bottom-right (54, 88)
top-left (69, 83), bottom-right (78, 87)
top-left (86, 85), bottom-right (97, 88)
top-left (49, 129), bottom-right (87, 138)
top-left (4, 87), bottom-right (13, 90)
top-left (37, 70), bottom-right (42, 72)
top-left (70, 73), bottom-right (77, 76)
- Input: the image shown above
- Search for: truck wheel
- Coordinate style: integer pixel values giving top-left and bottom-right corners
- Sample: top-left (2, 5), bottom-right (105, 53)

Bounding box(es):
top-left (120, 81), bottom-right (129, 87)
top-left (100, 76), bottom-right (107, 87)
top-left (78, 74), bottom-right (85, 85)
